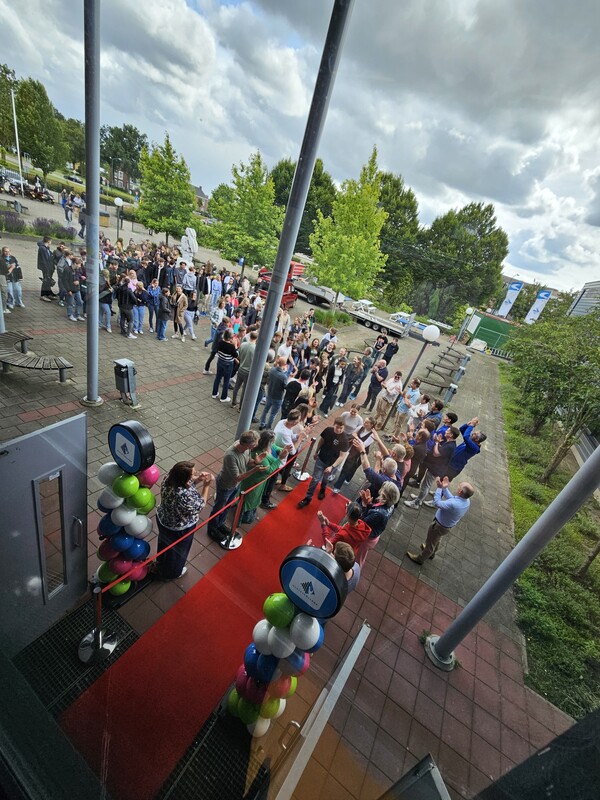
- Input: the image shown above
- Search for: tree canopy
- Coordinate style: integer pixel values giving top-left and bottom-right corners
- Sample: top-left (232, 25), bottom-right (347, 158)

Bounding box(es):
top-left (15, 78), bottom-right (66, 180)
top-left (204, 151), bottom-right (284, 267)
top-left (137, 133), bottom-right (195, 243)
top-left (100, 123), bottom-right (148, 180)
top-left (270, 157), bottom-right (337, 255)
top-left (309, 147), bottom-right (387, 301)
top-left (60, 117), bottom-right (86, 174)
top-left (377, 170), bottom-right (420, 307)
top-left (0, 63), bottom-right (17, 150)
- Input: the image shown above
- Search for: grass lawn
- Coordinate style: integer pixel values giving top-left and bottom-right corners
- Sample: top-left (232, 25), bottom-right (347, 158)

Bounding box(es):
top-left (500, 366), bottom-right (600, 719)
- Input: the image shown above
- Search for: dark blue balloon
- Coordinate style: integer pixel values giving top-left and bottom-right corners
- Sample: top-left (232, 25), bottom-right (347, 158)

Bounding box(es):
top-left (110, 532), bottom-right (134, 552)
top-left (98, 514), bottom-right (122, 537)
top-left (244, 643), bottom-right (260, 679)
top-left (307, 623), bottom-right (325, 654)
top-left (286, 649), bottom-right (306, 672)
top-left (124, 538), bottom-right (150, 561)
top-left (256, 653), bottom-right (279, 683)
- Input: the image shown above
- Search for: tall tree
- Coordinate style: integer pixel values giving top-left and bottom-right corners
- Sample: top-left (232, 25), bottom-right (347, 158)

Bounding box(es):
top-left (100, 123), bottom-right (148, 180)
top-left (377, 170), bottom-right (420, 307)
top-left (309, 147), bottom-right (387, 301)
top-left (410, 202), bottom-right (508, 320)
top-left (204, 151), bottom-right (284, 267)
top-left (137, 133), bottom-right (195, 243)
top-left (60, 117), bottom-right (86, 173)
top-left (15, 78), bottom-right (66, 181)
top-left (0, 64), bottom-right (17, 151)
top-left (270, 157), bottom-right (336, 255)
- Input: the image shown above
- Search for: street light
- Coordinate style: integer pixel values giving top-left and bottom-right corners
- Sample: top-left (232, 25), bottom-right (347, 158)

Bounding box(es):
top-left (403, 324), bottom-right (441, 386)
top-left (456, 306), bottom-right (474, 344)
top-left (114, 196), bottom-right (124, 243)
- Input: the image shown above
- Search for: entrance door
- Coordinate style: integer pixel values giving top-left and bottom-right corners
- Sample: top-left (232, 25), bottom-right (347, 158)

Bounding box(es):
top-left (0, 414), bottom-right (88, 657)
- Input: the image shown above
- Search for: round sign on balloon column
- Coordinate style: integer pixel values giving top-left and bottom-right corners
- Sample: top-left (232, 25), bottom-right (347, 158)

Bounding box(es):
top-left (108, 421), bottom-right (156, 475)
top-left (279, 546), bottom-right (347, 620)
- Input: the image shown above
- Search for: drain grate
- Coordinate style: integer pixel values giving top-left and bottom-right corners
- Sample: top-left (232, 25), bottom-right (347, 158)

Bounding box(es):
top-left (13, 600), bottom-right (138, 717)
top-left (157, 711), bottom-right (271, 800)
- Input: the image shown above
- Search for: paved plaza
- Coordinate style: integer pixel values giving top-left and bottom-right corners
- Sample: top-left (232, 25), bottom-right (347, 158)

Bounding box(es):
top-left (0, 207), bottom-right (573, 799)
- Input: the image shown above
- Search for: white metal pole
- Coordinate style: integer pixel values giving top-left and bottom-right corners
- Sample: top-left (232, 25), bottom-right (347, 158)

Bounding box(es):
top-left (10, 89), bottom-right (24, 195)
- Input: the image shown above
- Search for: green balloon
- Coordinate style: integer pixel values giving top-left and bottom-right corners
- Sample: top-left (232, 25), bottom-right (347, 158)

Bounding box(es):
top-left (260, 697), bottom-right (280, 719)
top-left (137, 494), bottom-right (156, 514)
top-left (286, 677), bottom-right (297, 697)
top-left (227, 689), bottom-right (240, 718)
top-left (97, 563), bottom-right (118, 584)
top-left (238, 698), bottom-right (260, 725)
top-left (263, 593), bottom-right (296, 628)
top-left (108, 579), bottom-right (131, 596)
top-left (126, 487), bottom-right (153, 509)
top-left (112, 473), bottom-right (140, 498)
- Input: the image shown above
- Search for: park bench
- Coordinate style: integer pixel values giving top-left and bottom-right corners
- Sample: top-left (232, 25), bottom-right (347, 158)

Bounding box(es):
top-left (0, 330), bottom-right (73, 383)
top-left (0, 198), bottom-right (29, 214)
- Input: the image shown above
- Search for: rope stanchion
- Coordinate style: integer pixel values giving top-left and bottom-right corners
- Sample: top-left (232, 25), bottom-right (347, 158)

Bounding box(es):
top-left (78, 585), bottom-right (118, 664)
top-left (297, 436), bottom-right (317, 479)
top-left (220, 492), bottom-right (246, 551)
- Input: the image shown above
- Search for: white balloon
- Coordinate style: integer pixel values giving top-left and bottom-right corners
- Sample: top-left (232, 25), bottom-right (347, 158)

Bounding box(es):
top-left (247, 717), bottom-right (271, 738)
top-left (99, 487), bottom-right (124, 509)
top-left (272, 698), bottom-right (286, 719)
top-left (98, 462), bottom-right (123, 486)
top-left (253, 619), bottom-right (273, 655)
top-left (133, 516), bottom-right (153, 539)
top-left (290, 613), bottom-right (321, 651)
top-left (111, 505), bottom-right (137, 527)
top-left (268, 626), bottom-right (296, 659)
top-left (124, 514), bottom-right (151, 537)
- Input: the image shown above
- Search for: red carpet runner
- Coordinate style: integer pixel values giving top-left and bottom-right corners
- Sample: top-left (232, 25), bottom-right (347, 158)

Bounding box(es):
top-left (60, 483), bottom-right (348, 800)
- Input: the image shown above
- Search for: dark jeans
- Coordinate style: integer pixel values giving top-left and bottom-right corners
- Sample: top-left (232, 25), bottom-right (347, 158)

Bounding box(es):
top-left (40, 267), bottom-right (55, 297)
top-left (363, 385), bottom-right (381, 411)
top-left (304, 457), bottom-right (331, 501)
top-left (156, 319), bottom-right (168, 340)
top-left (156, 519), bottom-right (196, 579)
top-left (232, 370), bottom-right (249, 405)
top-left (213, 360), bottom-right (234, 399)
top-left (207, 479), bottom-right (238, 535)
top-left (119, 307), bottom-right (133, 336)
top-left (260, 396), bottom-right (282, 428)
top-left (320, 385), bottom-right (339, 415)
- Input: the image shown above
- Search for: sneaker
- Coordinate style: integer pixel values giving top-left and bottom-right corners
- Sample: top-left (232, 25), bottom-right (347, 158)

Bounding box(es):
top-left (41, 297), bottom-right (52, 303)
top-left (297, 498), bottom-right (311, 509)
top-left (106, 328), bottom-right (112, 333)
top-left (220, 397), bottom-right (231, 403)
top-left (58, 300), bottom-right (65, 307)
top-left (423, 500), bottom-right (436, 508)
top-left (332, 488), bottom-right (341, 494)
top-left (17, 303), bottom-right (25, 308)
top-left (138, 330), bottom-right (143, 335)
top-left (3, 309), bottom-right (10, 315)
top-left (149, 327), bottom-right (154, 333)
top-left (68, 315), bottom-right (77, 321)
top-left (127, 334), bottom-right (137, 339)
top-left (410, 493), bottom-right (419, 500)
top-left (177, 567), bottom-right (188, 578)
top-left (171, 333), bottom-right (180, 339)
top-left (181, 335), bottom-right (186, 342)
top-left (403, 500), bottom-right (419, 509)
top-left (260, 501), bottom-right (276, 510)
top-left (203, 369), bottom-right (212, 375)
top-left (191, 335), bottom-right (197, 340)
top-left (76, 316), bottom-right (85, 321)
top-left (211, 394), bottom-right (219, 399)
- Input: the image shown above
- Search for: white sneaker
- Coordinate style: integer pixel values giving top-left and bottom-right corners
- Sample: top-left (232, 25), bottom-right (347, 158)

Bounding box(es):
top-left (403, 500), bottom-right (419, 509)
top-left (4, 309), bottom-right (11, 314)
top-left (149, 327), bottom-right (154, 333)
top-left (171, 333), bottom-right (180, 339)
top-left (76, 316), bottom-right (85, 321)
top-left (68, 316), bottom-right (77, 321)
top-left (423, 500), bottom-right (436, 508)
top-left (203, 369), bottom-right (211, 375)
top-left (191, 335), bottom-right (197, 340)
top-left (127, 334), bottom-right (137, 339)
top-left (181, 335), bottom-right (186, 342)
top-left (106, 328), bottom-right (112, 333)
top-left (138, 330), bottom-right (143, 335)
top-left (211, 394), bottom-right (219, 398)
top-left (220, 397), bottom-right (231, 403)
top-left (333, 488), bottom-right (341, 494)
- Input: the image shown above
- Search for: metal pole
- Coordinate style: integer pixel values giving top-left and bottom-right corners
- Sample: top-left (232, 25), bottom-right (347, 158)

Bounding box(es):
top-left (81, 0), bottom-right (103, 407)
top-left (425, 445), bottom-right (600, 670)
top-left (382, 342), bottom-right (429, 430)
top-left (78, 586), bottom-right (118, 664)
top-left (10, 89), bottom-right (24, 195)
top-left (236, 0), bottom-right (355, 437)
top-left (298, 438), bottom-right (317, 477)
top-left (220, 492), bottom-right (245, 551)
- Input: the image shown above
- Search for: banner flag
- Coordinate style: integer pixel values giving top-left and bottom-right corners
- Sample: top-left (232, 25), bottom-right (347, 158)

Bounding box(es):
top-left (524, 289), bottom-right (552, 324)
top-left (497, 281), bottom-right (524, 318)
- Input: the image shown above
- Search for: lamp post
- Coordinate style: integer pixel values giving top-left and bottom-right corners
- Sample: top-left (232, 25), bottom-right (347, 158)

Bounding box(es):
top-left (114, 196), bottom-right (124, 243)
top-left (403, 325), bottom-right (441, 386)
top-left (456, 306), bottom-right (474, 344)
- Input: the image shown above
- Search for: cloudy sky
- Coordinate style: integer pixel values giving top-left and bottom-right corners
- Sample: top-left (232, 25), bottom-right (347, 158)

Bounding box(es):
top-left (3, 0), bottom-right (600, 291)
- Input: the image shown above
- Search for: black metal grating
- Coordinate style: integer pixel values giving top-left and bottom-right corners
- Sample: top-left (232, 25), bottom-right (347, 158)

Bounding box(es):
top-left (13, 600), bottom-right (138, 717)
top-left (156, 711), bottom-right (272, 800)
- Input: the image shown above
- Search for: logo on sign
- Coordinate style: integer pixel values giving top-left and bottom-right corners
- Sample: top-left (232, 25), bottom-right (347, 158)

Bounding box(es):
top-left (288, 567), bottom-right (329, 611)
top-left (115, 432), bottom-right (135, 468)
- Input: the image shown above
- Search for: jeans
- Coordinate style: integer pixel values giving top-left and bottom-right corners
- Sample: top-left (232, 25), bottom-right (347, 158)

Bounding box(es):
top-left (132, 305), bottom-right (145, 333)
top-left (119, 307), bottom-right (133, 336)
top-left (99, 302), bottom-right (112, 330)
top-left (156, 519), bottom-right (196, 579)
top-left (204, 325), bottom-right (216, 346)
top-left (363, 385), bottom-right (381, 411)
top-left (320, 385), bottom-right (339, 415)
top-left (67, 291), bottom-right (83, 318)
top-left (156, 319), bottom-right (168, 340)
top-left (183, 310), bottom-right (196, 337)
top-left (207, 480), bottom-right (238, 535)
top-left (412, 470), bottom-right (436, 506)
top-left (6, 281), bottom-right (23, 307)
top-left (259, 396), bottom-right (283, 429)
top-left (148, 305), bottom-right (158, 330)
top-left (232, 370), bottom-right (249, 405)
top-left (304, 457), bottom-right (331, 501)
top-left (213, 359), bottom-right (234, 399)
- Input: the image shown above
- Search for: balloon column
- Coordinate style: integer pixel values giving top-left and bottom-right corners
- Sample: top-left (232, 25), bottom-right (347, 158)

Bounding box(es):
top-left (95, 422), bottom-right (159, 598)
top-left (226, 546), bottom-right (346, 738)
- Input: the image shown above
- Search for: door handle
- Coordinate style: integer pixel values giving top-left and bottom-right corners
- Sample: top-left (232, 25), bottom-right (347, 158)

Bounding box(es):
top-left (279, 720), bottom-right (301, 751)
top-left (72, 516), bottom-right (84, 548)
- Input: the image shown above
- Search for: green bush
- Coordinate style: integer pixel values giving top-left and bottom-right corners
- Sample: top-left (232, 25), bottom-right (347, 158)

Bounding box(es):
top-left (313, 309), bottom-right (353, 328)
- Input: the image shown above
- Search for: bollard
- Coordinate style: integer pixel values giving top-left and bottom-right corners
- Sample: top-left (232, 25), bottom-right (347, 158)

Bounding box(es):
top-left (78, 586), bottom-right (118, 664)
top-left (442, 383), bottom-right (457, 405)
top-left (460, 353), bottom-right (471, 368)
top-left (453, 366), bottom-right (466, 383)
top-left (220, 492), bottom-right (245, 551)
top-left (296, 437), bottom-right (317, 480)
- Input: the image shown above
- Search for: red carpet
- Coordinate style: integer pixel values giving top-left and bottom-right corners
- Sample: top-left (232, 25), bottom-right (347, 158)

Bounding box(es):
top-left (60, 483), bottom-right (348, 800)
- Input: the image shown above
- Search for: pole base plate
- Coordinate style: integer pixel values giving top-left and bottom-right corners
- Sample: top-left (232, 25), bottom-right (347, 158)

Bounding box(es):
top-left (78, 628), bottom-right (118, 665)
top-left (220, 531), bottom-right (243, 550)
top-left (424, 634), bottom-right (456, 672)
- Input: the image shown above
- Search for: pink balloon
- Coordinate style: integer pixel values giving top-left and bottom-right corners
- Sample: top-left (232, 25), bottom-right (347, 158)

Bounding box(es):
top-left (298, 652), bottom-right (310, 675)
top-left (235, 665), bottom-right (249, 696)
top-left (137, 464), bottom-right (160, 488)
top-left (109, 557), bottom-right (135, 575)
top-left (128, 563), bottom-right (149, 581)
top-left (245, 677), bottom-right (267, 705)
top-left (98, 541), bottom-right (120, 561)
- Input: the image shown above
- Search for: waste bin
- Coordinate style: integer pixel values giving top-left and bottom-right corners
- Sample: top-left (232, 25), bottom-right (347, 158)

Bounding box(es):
top-left (99, 211), bottom-right (110, 227)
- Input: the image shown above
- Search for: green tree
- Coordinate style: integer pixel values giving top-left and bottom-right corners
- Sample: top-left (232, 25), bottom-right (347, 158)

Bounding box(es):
top-left (378, 171), bottom-right (419, 306)
top-left (15, 78), bottom-right (66, 181)
top-left (60, 117), bottom-right (86, 173)
top-left (137, 133), bottom-right (195, 243)
top-left (410, 202), bottom-right (508, 320)
top-left (270, 157), bottom-right (336, 255)
top-left (508, 311), bottom-right (600, 480)
top-left (204, 151), bottom-right (284, 267)
top-left (0, 64), bottom-right (17, 151)
top-left (100, 123), bottom-right (148, 180)
top-left (309, 147), bottom-right (387, 301)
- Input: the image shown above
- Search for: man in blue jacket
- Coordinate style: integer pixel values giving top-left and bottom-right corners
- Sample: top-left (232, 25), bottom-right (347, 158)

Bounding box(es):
top-left (444, 417), bottom-right (486, 482)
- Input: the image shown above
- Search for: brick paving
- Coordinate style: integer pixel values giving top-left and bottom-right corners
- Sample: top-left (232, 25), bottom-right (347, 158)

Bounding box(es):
top-left (0, 222), bottom-right (574, 799)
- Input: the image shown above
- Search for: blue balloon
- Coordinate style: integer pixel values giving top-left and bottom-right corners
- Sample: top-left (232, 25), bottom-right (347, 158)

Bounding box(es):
top-left (285, 649), bottom-right (306, 673)
top-left (110, 532), bottom-right (134, 552)
top-left (124, 538), bottom-right (150, 561)
top-left (256, 653), bottom-right (279, 683)
top-left (98, 514), bottom-right (122, 538)
top-left (307, 623), bottom-right (325, 654)
top-left (244, 643), bottom-right (260, 679)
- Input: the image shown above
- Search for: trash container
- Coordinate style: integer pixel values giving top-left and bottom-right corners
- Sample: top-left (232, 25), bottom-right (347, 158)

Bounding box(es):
top-left (99, 211), bottom-right (110, 227)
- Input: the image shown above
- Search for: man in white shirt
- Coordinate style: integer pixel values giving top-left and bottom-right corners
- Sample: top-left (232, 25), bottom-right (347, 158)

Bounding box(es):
top-left (373, 371), bottom-right (403, 429)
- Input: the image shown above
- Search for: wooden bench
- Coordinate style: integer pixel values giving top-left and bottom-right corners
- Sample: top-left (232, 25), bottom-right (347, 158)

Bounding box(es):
top-left (0, 330), bottom-right (73, 383)
top-left (0, 198), bottom-right (29, 214)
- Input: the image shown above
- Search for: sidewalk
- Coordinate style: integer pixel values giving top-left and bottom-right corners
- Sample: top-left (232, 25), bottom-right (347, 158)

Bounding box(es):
top-left (0, 228), bottom-right (574, 799)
